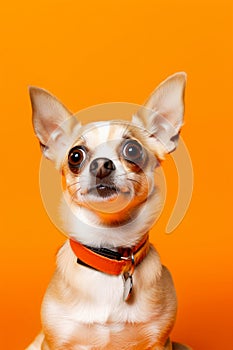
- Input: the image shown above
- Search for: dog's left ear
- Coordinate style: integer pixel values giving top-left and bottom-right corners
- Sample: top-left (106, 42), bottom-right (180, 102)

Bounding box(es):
top-left (133, 72), bottom-right (187, 153)
top-left (29, 87), bottom-right (80, 163)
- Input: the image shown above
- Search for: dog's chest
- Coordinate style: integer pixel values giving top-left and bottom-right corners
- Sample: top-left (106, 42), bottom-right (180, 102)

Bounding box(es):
top-left (43, 275), bottom-right (161, 349)
top-left (41, 242), bottom-right (164, 349)
top-left (44, 253), bottom-right (159, 324)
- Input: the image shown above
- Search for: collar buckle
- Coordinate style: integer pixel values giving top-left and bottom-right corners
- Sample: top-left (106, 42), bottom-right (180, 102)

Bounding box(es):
top-left (122, 253), bottom-right (135, 302)
top-left (121, 251), bottom-right (135, 276)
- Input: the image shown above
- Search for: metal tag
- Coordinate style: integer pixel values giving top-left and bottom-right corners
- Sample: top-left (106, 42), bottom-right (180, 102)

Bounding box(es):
top-left (122, 274), bottom-right (133, 302)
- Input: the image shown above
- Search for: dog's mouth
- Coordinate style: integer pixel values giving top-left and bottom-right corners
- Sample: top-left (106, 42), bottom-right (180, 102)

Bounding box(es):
top-left (83, 183), bottom-right (133, 214)
top-left (88, 184), bottom-right (118, 198)
top-left (87, 183), bottom-right (131, 199)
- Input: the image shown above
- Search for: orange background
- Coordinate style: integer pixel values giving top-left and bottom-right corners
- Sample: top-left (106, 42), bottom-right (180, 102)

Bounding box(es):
top-left (0, 1), bottom-right (232, 349)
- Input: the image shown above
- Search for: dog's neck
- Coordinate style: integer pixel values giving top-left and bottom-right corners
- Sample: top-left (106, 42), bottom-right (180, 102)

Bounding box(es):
top-left (69, 233), bottom-right (150, 276)
top-left (60, 189), bottom-right (160, 248)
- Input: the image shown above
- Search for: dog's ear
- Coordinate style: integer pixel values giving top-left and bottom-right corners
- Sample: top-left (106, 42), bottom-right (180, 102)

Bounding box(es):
top-left (29, 87), bottom-right (80, 162)
top-left (133, 72), bottom-right (187, 154)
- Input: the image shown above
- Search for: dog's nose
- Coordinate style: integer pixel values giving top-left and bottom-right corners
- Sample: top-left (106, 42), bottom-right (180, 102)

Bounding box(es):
top-left (90, 158), bottom-right (116, 178)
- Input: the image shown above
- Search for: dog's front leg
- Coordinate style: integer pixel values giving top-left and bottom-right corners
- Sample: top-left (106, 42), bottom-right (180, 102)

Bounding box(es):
top-left (25, 332), bottom-right (45, 350)
top-left (164, 338), bottom-right (173, 350)
top-left (150, 338), bottom-right (172, 350)
top-left (41, 338), bottom-right (50, 350)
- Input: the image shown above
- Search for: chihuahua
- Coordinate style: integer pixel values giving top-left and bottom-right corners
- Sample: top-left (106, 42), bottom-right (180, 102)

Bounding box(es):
top-left (27, 73), bottom-right (191, 350)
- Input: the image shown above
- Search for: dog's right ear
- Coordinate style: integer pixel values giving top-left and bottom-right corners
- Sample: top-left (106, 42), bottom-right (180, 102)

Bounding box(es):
top-left (29, 87), bottom-right (80, 162)
top-left (132, 72), bottom-right (186, 155)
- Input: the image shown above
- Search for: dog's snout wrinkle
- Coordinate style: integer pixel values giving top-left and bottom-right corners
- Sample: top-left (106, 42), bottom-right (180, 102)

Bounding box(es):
top-left (90, 158), bottom-right (116, 179)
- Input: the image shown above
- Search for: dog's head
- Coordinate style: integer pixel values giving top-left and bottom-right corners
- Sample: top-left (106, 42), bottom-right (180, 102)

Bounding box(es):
top-left (29, 73), bottom-right (186, 247)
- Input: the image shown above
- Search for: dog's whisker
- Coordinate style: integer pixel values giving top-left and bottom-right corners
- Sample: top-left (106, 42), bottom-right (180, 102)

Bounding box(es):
top-left (127, 177), bottom-right (141, 185)
top-left (70, 187), bottom-right (81, 203)
top-left (67, 181), bottom-right (80, 189)
top-left (117, 172), bottom-right (134, 178)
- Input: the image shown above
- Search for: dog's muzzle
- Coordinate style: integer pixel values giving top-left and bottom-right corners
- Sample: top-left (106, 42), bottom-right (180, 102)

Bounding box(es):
top-left (89, 158), bottom-right (117, 198)
top-left (90, 158), bottom-right (116, 179)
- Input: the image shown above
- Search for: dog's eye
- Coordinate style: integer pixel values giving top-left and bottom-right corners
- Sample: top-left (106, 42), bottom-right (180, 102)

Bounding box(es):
top-left (68, 146), bottom-right (87, 172)
top-left (122, 140), bottom-right (144, 164)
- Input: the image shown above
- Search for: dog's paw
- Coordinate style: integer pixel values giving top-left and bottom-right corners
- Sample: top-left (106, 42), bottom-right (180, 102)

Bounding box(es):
top-left (25, 332), bottom-right (44, 350)
top-left (172, 342), bottom-right (192, 350)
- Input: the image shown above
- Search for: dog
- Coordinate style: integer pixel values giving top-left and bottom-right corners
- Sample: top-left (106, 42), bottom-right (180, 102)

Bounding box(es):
top-left (26, 72), bottom-right (191, 350)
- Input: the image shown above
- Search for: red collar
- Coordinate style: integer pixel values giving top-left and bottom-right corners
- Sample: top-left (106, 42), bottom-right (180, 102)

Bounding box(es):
top-left (69, 234), bottom-right (150, 276)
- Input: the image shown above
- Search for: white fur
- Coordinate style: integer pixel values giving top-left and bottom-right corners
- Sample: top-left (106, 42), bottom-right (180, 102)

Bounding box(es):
top-left (61, 187), bottom-right (161, 248)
